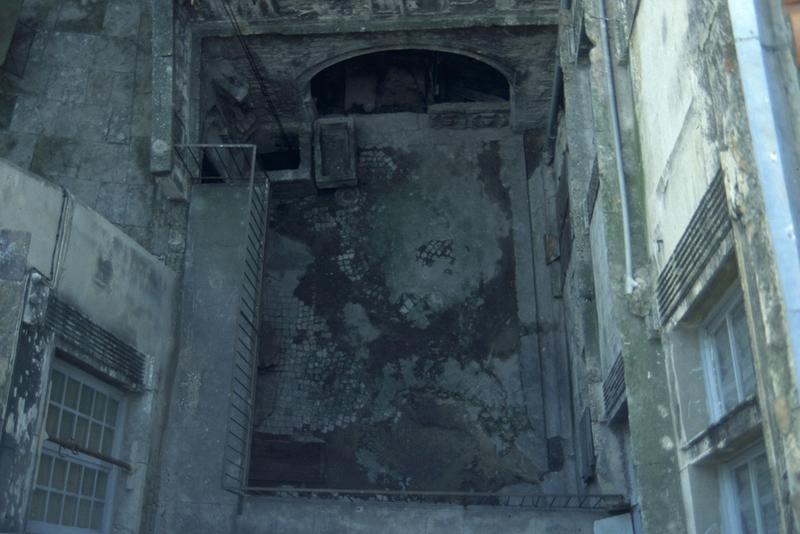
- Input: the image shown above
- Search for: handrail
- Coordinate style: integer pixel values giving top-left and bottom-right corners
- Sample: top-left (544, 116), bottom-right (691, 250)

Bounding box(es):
top-left (238, 486), bottom-right (630, 513)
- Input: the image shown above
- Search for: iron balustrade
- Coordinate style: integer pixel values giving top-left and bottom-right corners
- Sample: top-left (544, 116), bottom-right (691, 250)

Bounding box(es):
top-left (172, 144), bottom-right (630, 515)
top-left (238, 487), bottom-right (630, 513)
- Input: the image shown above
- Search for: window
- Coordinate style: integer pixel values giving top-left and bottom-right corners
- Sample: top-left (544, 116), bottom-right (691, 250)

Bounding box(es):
top-left (721, 447), bottom-right (779, 534)
top-left (28, 360), bottom-right (125, 533)
top-left (702, 287), bottom-right (757, 421)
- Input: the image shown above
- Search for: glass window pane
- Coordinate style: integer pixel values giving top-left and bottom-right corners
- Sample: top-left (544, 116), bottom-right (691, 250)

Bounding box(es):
top-left (29, 489), bottom-right (47, 520)
top-left (45, 405), bottom-right (60, 437)
top-left (46, 492), bottom-right (63, 524)
top-left (58, 410), bottom-right (75, 441)
top-left (81, 468), bottom-right (96, 497)
top-left (77, 498), bottom-right (92, 528)
top-left (93, 393), bottom-right (107, 421)
top-left (50, 371), bottom-right (65, 404)
top-left (732, 305), bottom-right (757, 398)
top-left (713, 323), bottom-right (739, 413)
top-left (62, 495), bottom-right (77, 526)
top-left (754, 455), bottom-right (780, 534)
top-left (66, 462), bottom-right (82, 494)
top-left (74, 416), bottom-right (89, 448)
top-left (106, 398), bottom-right (119, 426)
top-left (37, 454), bottom-right (53, 486)
top-left (90, 501), bottom-right (105, 529)
top-left (95, 470), bottom-right (108, 500)
top-left (735, 464), bottom-right (758, 534)
top-left (78, 385), bottom-right (94, 416)
top-left (64, 378), bottom-right (80, 409)
top-left (51, 458), bottom-right (67, 490)
top-left (101, 428), bottom-right (114, 456)
top-left (88, 421), bottom-right (102, 452)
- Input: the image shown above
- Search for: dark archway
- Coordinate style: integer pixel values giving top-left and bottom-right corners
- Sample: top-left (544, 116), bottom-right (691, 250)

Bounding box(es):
top-left (310, 49), bottom-right (511, 116)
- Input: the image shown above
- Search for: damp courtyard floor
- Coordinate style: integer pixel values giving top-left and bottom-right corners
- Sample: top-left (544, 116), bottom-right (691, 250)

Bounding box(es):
top-left (252, 113), bottom-right (545, 494)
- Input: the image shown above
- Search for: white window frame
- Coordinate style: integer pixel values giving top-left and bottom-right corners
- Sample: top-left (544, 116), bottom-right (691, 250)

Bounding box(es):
top-left (28, 359), bottom-right (126, 534)
top-left (701, 286), bottom-right (756, 422)
top-left (719, 445), bottom-right (778, 534)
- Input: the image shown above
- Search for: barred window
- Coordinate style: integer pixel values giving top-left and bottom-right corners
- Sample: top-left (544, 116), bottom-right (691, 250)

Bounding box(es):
top-left (28, 360), bottom-right (124, 533)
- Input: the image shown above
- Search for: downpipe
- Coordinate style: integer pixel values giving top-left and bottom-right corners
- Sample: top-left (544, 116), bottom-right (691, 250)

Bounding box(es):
top-left (598, 0), bottom-right (638, 294)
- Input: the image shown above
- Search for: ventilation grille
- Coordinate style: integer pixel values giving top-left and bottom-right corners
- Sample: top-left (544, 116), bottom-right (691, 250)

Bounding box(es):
top-left (46, 297), bottom-right (146, 391)
top-left (656, 174), bottom-right (731, 324)
top-left (603, 351), bottom-right (626, 419)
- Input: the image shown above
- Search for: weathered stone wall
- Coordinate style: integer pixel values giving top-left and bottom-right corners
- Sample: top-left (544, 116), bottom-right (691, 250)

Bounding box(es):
top-left (181, 0), bottom-right (559, 24)
top-left (562, 0), bottom-right (800, 532)
top-left (0, 160), bottom-right (179, 534)
top-left (0, 0), bottom-right (187, 270)
top-left (196, 24), bottom-right (558, 156)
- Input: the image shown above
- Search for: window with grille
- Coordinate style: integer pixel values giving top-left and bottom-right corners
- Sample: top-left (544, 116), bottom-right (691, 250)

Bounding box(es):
top-left (28, 359), bottom-right (124, 533)
top-left (721, 447), bottom-right (779, 534)
top-left (702, 287), bottom-right (757, 422)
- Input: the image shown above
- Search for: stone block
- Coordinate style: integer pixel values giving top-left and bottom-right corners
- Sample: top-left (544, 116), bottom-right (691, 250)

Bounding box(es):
top-left (103, 0), bottom-right (141, 38)
top-left (71, 103), bottom-right (113, 141)
top-left (0, 230), bottom-right (31, 282)
top-left (111, 71), bottom-right (135, 105)
top-left (19, 0), bottom-right (61, 30)
top-left (123, 184), bottom-right (155, 226)
top-left (155, 171), bottom-right (188, 202)
top-left (30, 136), bottom-right (81, 178)
top-left (87, 69), bottom-right (116, 104)
top-left (106, 103), bottom-right (132, 144)
top-left (55, 0), bottom-right (108, 33)
top-left (9, 96), bottom-right (58, 135)
top-left (0, 95), bottom-right (16, 130)
top-left (314, 117), bottom-right (357, 189)
top-left (151, 0), bottom-right (173, 58)
top-left (60, 177), bottom-right (100, 207)
top-left (150, 55), bottom-right (173, 174)
top-left (46, 32), bottom-right (98, 68)
top-left (131, 92), bottom-right (152, 138)
top-left (0, 132), bottom-right (36, 168)
top-left (96, 182), bottom-right (128, 224)
top-left (45, 66), bottom-right (90, 103)
top-left (80, 142), bottom-right (129, 182)
top-left (92, 35), bottom-right (137, 73)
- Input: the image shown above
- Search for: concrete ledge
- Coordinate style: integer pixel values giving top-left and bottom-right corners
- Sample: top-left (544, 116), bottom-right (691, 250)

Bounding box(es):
top-left (429, 102), bottom-right (510, 129)
top-left (150, 0), bottom-right (175, 178)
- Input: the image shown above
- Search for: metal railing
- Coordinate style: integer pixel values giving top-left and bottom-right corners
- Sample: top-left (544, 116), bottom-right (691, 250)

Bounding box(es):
top-left (172, 144), bottom-right (629, 515)
top-left (174, 144), bottom-right (269, 491)
top-left (174, 143), bottom-right (259, 183)
top-left (240, 487), bottom-right (630, 513)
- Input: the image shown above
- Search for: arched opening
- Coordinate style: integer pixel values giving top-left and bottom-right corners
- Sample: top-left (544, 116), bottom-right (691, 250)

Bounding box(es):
top-left (310, 49), bottom-right (510, 116)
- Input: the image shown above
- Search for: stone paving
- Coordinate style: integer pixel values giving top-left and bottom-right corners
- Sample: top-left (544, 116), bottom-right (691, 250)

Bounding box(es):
top-left (255, 114), bottom-right (544, 493)
top-left (0, 0), bottom-right (186, 268)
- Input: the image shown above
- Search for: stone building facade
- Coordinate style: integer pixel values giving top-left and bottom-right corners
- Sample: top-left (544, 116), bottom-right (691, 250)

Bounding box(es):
top-left (0, 0), bottom-right (799, 532)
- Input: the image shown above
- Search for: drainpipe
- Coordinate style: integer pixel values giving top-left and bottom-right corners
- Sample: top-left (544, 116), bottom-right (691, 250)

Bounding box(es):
top-left (728, 0), bottom-right (800, 395)
top-left (598, 0), bottom-right (638, 294)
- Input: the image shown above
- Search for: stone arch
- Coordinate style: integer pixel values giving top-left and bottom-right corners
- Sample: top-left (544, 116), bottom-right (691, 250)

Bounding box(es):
top-left (300, 46), bottom-right (516, 120)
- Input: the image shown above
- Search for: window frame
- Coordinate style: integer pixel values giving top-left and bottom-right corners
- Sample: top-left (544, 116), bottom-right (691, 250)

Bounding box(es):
top-left (719, 445), bottom-right (778, 534)
top-left (28, 358), bottom-right (127, 534)
top-left (701, 286), bottom-right (757, 422)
